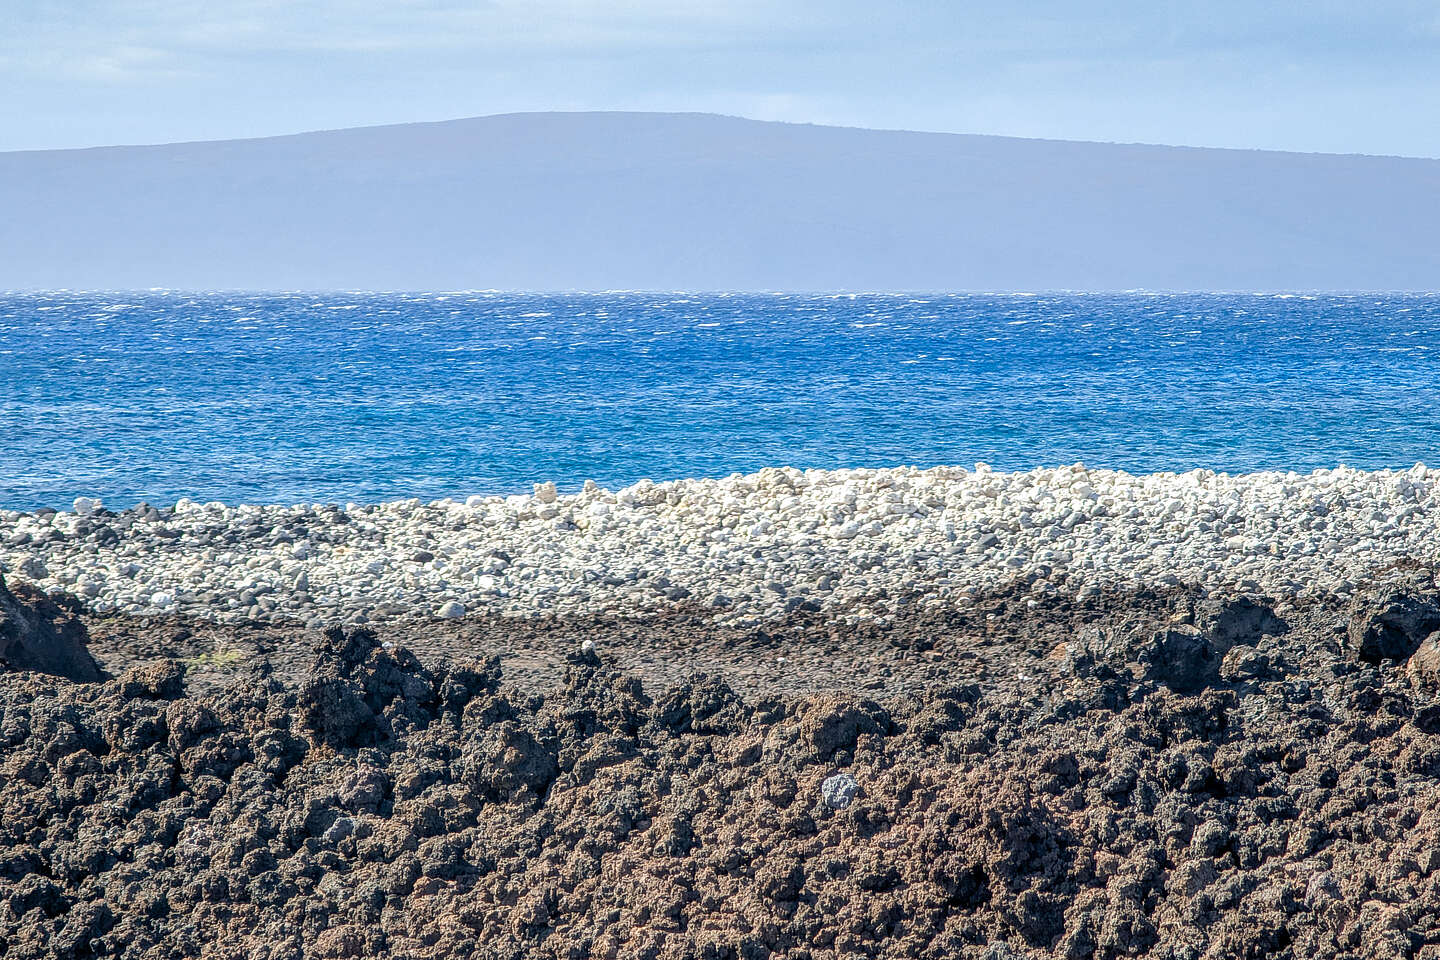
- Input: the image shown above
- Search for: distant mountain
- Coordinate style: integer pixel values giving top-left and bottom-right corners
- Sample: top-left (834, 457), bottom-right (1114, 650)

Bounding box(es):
top-left (2, 112), bottom-right (1437, 291)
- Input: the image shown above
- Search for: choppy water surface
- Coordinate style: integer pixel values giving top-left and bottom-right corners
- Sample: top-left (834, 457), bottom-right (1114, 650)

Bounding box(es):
top-left (1, 292), bottom-right (1437, 510)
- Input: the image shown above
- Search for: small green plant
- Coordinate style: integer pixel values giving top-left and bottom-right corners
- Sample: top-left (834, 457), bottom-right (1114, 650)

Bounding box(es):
top-left (186, 645), bottom-right (244, 669)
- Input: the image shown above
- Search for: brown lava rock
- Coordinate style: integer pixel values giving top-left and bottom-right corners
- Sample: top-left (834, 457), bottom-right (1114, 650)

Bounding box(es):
top-left (4, 592), bottom-right (1440, 958)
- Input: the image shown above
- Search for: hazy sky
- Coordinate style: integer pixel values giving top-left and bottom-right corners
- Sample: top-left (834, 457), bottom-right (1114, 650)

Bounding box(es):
top-left (5, 0), bottom-right (1438, 156)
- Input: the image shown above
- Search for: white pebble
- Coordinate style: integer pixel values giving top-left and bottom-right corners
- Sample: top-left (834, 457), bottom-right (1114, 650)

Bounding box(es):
top-left (15, 464), bottom-right (1440, 623)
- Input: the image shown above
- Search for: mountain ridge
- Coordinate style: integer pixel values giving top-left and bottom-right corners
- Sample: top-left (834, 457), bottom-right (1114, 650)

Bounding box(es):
top-left (7, 111), bottom-right (1434, 162)
top-left (3, 111), bottom-right (1437, 291)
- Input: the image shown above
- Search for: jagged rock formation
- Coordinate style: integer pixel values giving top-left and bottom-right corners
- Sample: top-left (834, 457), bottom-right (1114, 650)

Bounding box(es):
top-left (0, 574), bottom-right (102, 681)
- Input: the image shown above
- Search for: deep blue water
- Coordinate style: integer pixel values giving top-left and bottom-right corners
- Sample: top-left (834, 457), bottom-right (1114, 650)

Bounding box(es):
top-left (1, 292), bottom-right (1438, 510)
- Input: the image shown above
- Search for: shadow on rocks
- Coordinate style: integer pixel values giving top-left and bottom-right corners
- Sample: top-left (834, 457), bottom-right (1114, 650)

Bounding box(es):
top-left (1348, 592), bottom-right (1440, 663)
top-left (1062, 596), bottom-right (1288, 695)
top-left (0, 573), bottom-right (103, 682)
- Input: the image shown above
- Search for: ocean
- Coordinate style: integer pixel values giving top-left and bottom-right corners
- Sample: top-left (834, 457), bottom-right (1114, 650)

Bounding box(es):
top-left (1, 291), bottom-right (1437, 511)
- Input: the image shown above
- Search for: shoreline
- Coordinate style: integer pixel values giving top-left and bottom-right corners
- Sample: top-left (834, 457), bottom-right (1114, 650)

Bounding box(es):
top-left (3, 463), bottom-right (1438, 628)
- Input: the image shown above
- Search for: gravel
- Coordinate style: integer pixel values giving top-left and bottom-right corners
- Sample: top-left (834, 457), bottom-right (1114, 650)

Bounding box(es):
top-left (2, 462), bottom-right (1436, 626)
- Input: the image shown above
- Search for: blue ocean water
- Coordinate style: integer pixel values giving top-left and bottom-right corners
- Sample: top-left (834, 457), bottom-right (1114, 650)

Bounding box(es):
top-left (1, 291), bottom-right (1437, 511)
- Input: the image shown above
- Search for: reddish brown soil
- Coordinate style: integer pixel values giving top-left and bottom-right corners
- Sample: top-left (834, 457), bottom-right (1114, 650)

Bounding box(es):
top-left (5, 578), bottom-right (1440, 958)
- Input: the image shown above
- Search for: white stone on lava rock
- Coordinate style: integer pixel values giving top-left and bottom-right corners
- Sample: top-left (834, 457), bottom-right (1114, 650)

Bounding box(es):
top-left (436, 600), bottom-right (465, 619)
top-left (821, 773), bottom-right (861, 810)
top-left (2, 463), bottom-right (1439, 625)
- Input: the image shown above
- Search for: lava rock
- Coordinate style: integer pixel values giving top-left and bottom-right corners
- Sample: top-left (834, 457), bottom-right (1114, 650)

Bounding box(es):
top-left (1348, 593), bottom-right (1440, 662)
top-left (0, 574), bottom-right (103, 681)
top-left (1137, 625), bottom-right (1219, 693)
top-left (1194, 595), bottom-right (1287, 652)
top-left (339, 765), bottom-right (389, 813)
top-left (1406, 631), bottom-right (1440, 688)
top-left (117, 661), bottom-right (186, 700)
top-left (1220, 645), bottom-right (1276, 682)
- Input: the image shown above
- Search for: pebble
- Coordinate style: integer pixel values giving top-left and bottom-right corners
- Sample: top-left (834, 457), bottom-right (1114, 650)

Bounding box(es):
top-left (324, 816), bottom-right (359, 843)
top-left (821, 773), bottom-right (860, 810)
top-left (0, 463), bottom-right (1436, 625)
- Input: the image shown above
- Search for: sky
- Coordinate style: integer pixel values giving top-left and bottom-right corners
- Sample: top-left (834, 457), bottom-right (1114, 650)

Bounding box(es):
top-left (3, 1), bottom-right (1439, 157)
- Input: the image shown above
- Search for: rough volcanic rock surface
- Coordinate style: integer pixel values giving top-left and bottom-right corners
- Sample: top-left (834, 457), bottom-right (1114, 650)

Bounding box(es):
top-left (6, 600), bottom-right (1440, 960)
top-left (1348, 593), bottom-right (1440, 663)
top-left (0, 573), bottom-right (103, 681)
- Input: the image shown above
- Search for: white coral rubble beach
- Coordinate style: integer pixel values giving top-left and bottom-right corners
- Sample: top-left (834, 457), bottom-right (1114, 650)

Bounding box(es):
top-left (1, 464), bottom-right (1436, 626)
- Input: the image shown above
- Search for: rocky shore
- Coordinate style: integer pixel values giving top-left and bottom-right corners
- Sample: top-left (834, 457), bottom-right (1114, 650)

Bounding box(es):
top-left (6, 571), bottom-right (1440, 958)
top-left (3, 464), bottom-right (1438, 627)
top-left (5, 464), bottom-right (1440, 958)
